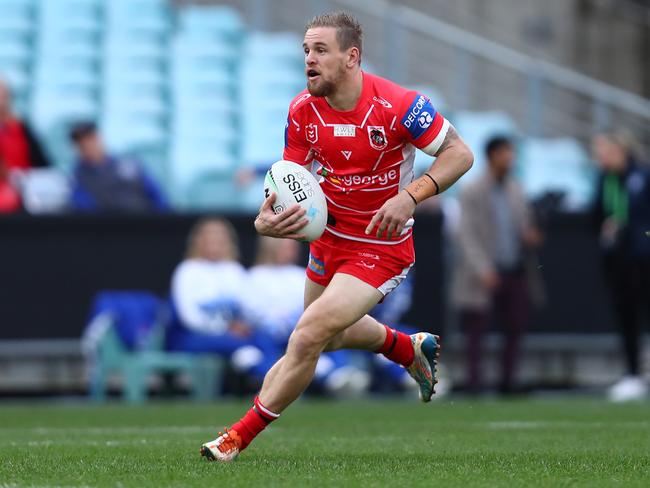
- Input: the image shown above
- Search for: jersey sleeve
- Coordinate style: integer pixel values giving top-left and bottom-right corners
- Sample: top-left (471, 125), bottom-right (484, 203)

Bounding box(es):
top-left (398, 92), bottom-right (450, 156)
top-left (282, 112), bottom-right (313, 166)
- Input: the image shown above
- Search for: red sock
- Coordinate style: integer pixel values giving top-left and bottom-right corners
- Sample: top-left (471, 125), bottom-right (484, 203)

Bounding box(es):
top-left (230, 396), bottom-right (280, 450)
top-left (376, 325), bottom-right (414, 367)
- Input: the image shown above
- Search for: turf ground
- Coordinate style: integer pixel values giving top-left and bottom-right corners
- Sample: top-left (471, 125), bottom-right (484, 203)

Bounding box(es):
top-left (1, 398), bottom-right (649, 487)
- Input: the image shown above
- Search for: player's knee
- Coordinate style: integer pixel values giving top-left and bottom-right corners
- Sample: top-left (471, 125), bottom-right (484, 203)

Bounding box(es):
top-left (286, 327), bottom-right (326, 361)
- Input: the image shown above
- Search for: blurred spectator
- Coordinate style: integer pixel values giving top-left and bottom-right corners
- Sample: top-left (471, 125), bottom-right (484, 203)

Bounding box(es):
top-left (69, 122), bottom-right (168, 213)
top-left (245, 236), bottom-right (370, 396)
top-left (591, 132), bottom-right (650, 402)
top-left (452, 136), bottom-right (543, 395)
top-left (0, 78), bottom-right (50, 171)
top-left (167, 218), bottom-right (277, 382)
top-left (0, 159), bottom-right (21, 213)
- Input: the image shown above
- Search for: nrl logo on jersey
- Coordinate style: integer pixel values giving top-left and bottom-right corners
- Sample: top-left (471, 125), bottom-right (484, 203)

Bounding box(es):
top-left (305, 123), bottom-right (318, 143)
top-left (367, 126), bottom-right (387, 150)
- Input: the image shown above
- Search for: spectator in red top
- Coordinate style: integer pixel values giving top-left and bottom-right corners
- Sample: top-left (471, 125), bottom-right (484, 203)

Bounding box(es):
top-left (0, 77), bottom-right (50, 171)
top-left (0, 159), bottom-right (21, 213)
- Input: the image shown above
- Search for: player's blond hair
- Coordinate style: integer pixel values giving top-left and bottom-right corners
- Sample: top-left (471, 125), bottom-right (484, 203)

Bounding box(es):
top-left (306, 11), bottom-right (363, 62)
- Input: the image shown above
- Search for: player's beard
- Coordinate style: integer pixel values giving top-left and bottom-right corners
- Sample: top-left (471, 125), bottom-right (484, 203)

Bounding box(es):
top-left (307, 78), bottom-right (334, 97)
top-left (307, 63), bottom-right (345, 98)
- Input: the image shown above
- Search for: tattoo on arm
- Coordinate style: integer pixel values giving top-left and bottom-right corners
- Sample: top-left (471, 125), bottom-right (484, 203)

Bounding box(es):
top-left (434, 124), bottom-right (459, 157)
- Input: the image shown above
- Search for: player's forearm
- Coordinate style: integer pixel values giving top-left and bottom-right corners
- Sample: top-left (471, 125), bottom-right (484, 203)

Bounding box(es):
top-left (426, 143), bottom-right (474, 193)
top-left (404, 137), bottom-right (473, 204)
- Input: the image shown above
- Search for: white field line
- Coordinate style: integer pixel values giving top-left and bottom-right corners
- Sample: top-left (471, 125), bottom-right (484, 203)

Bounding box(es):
top-left (0, 439), bottom-right (178, 447)
top-left (486, 421), bottom-right (650, 430)
top-left (0, 426), bottom-right (209, 435)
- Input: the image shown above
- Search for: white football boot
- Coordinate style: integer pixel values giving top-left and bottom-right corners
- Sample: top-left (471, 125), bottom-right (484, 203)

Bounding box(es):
top-left (200, 428), bottom-right (242, 462)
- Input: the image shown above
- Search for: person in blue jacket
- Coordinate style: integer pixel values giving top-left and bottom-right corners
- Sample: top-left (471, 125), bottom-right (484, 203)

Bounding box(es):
top-left (69, 122), bottom-right (169, 213)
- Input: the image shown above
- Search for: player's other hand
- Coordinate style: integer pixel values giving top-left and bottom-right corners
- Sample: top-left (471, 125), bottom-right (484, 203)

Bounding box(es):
top-left (365, 190), bottom-right (416, 239)
top-left (254, 192), bottom-right (309, 240)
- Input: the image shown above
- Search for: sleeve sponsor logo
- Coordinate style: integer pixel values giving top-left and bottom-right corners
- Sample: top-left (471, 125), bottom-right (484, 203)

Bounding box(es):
top-left (291, 93), bottom-right (312, 110)
top-left (401, 94), bottom-right (437, 139)
top-left (372, 96), bottom-right (392, 108)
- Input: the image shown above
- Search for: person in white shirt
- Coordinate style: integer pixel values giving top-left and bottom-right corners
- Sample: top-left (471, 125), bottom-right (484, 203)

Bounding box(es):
top-left (168, 218), bottom-right (278, 381)
top-left (246, 237), bottom-right (370, 396)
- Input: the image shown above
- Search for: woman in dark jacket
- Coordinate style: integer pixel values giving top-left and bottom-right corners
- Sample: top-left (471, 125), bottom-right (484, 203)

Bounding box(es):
top-left (592, 132), bottom-right (650, 402)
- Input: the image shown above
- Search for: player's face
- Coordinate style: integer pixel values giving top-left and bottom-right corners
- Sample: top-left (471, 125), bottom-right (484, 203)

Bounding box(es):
top-left (303, 27), bottom-right (347, 97)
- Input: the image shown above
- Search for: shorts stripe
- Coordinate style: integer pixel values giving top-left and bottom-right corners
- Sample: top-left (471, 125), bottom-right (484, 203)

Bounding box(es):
top-left (377, 263), bottom-right (413, 296)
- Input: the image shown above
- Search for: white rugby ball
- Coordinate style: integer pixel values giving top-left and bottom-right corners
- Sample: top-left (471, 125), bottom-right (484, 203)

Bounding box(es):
top-left (263, 160), bottom-right (327, 242)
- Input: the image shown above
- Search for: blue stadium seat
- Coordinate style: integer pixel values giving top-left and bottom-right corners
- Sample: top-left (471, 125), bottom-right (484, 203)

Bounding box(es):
top-left (39, 0), bottom-right (102, 33)
top-left (0, 36), bottom-right (31, 63)
top-left (106, 0), bottom-right (171, 32)
top-left (172, 36), bottom-right (238, 64)
top-left (101, 114), bottom-right (167, 153)
top-left (0, 1), bottom-right (34, 35)
top-left (0, 63), bottom-right (29, 95)
top-left (182, 171), bottom-right (241, 211)
top-left (34, 60), bottom-right (99, 89)
top-left (519, 137), bottom-right (595, 210)
top-left (170, 133), bottom-right (237, 203)
top-left (177, 5), bottom-right (244, 42)
top-left (105, 37), bottom-right (167, 59)
top-left (244, 32), bottom-right (302, 65)
top-left (172, 66), bottom-right (234, 95)
top-left (238, 174), bottom-right (266, 213)
top-left (30, 88), bottom-right (99, 135)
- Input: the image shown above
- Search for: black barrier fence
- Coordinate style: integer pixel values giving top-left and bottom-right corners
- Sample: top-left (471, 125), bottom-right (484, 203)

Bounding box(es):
top-left (0, 212), bottom-right (614, 340)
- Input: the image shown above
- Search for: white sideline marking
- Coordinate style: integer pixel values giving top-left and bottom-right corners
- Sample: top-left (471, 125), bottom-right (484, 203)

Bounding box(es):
top-left (487, 421), bottom-right (650, 430)
top-left (0, 426), bottom-right (209, 435)
top-left (1, 439), bottom-right (176, 447)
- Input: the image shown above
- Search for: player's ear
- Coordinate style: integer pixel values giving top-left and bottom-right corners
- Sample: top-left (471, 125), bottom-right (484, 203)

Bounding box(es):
top-left (347, 47), bottom-right (360, 68)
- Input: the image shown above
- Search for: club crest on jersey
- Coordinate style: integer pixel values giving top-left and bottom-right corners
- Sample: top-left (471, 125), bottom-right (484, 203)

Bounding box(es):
top-left (305, 123), bottom-right (318, 144)
top-left (367, 126), bottom-right (387, 150)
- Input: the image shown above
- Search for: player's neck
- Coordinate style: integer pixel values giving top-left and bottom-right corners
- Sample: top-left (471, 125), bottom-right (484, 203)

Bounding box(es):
top-left (325, 70), bottom-right (363, 112)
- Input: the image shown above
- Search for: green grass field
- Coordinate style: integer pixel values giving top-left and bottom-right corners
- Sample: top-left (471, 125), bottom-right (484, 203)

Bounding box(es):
top-left (1, 398), bottom-right (649, 487)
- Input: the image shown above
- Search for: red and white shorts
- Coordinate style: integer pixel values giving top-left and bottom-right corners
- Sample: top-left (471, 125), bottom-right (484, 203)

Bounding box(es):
top-left (306, 230), bottom-right (415, 296)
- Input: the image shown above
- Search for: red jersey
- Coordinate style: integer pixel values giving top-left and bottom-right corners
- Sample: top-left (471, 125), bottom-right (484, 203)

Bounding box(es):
top-left (283, 72), bottom-right (449, 245)
top-left (0, 118), bottom-right (31, 171)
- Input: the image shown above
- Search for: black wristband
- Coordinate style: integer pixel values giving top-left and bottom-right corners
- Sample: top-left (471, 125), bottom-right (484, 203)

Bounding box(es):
top-left (423, 172), bottom-right (440, 195)
top-left (404, 189), bottom-right (418, 205)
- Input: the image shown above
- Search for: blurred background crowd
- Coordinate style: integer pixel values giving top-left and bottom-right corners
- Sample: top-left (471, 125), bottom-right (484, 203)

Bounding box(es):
top-left (0, 0), bottom-right (648, 403)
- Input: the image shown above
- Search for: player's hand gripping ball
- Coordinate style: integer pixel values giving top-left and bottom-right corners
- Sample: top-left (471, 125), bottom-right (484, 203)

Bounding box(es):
top-left (263, 161), bottom-right (328, 242)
